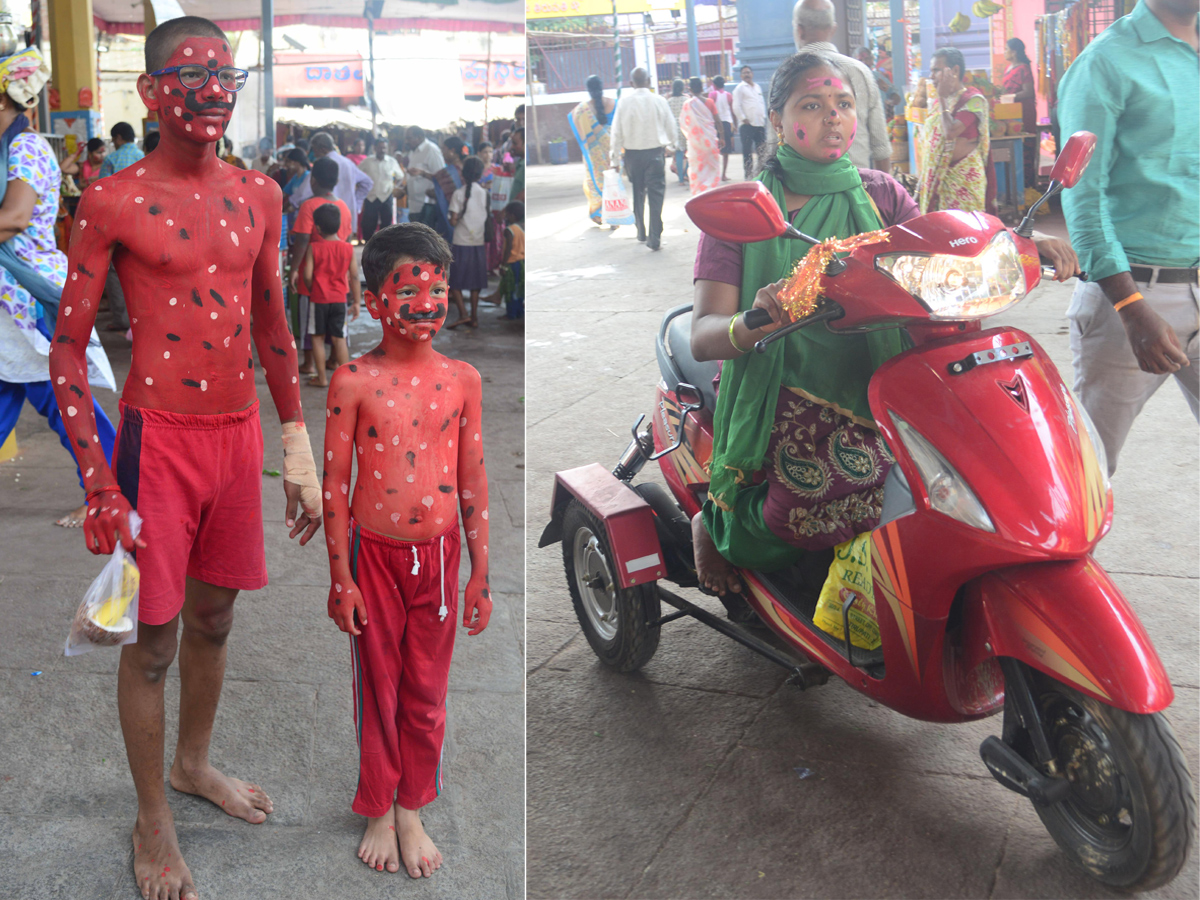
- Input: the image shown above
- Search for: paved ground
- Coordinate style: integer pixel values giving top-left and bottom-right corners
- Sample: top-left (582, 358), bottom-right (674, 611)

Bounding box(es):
top-left (0, 295), bottom-right (525, 898)
top-left (525, 161), bottom-right (1199, 900)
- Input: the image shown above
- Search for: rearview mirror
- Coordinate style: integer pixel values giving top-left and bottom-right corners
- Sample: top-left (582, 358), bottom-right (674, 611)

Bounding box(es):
top-left (1048, 131), bottom-right (1096, 189)
top-left (684, 182), bottom-right (787, 244)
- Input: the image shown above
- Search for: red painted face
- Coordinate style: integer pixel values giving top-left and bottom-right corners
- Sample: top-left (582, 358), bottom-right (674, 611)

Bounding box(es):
top-left (145, 37), bottom-right (237, 145)
top-left (368, 259), bottom-right (449, 343)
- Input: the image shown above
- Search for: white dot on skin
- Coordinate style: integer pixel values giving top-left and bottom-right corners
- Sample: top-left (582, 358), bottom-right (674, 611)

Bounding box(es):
top-left (474, 433), bottom-right (480, 441)
top-left (183, 47), bottom-right (193, 56)
top-left (167, 219), bottom-right (174, 226)
top-left (341, 484), bottom-right (348, 494)
top-left (135, 197), bottom-right (144, 204)
top-left (324, 491), bottom-right (331, 500)
top-left (94, 185), bottom-right (101, 191)
top-left (169, 297), bottom-right (177, 305)
top-left (174, 107), bottom-right (182, 117)
top-left (186, 124), bottom-right (192, 132)
top-left (56, 376), bottom-right (64, 384)
top-left (419, 442), bottom-right (427, 450)
top-left (421, 272), bottom-right (430, 281)
top-left (200, 380), bottom-right (207, 391)
top-left (327, 451), bottom-right (333, 460)
top-left (194, 193), bottom-right (200, 200)
top-left (67, 406), bottom-right (77, 416)
top-left (79, 219), bottom-right (86, 229)
top-left (239, 372), bottom-right (244, 379)
top-left (291, 375), bottom-right (297, 383)
top-left (220, 219), bottom-right (226, 227)
top-left (71, 273), bottom-right (77, 281)
top-left (206, 126), bottom-right (216, 137)
top-left (207, 48), bottom-right (215, 58)
top-left (64, 306), bottom-right (72, 315)
top-left (431, 402), bottom-right (437, 410)
top-left (163, 351), bottom-right (170, 359)
top-left (482, 510), bottom-right (489, 520)
top-left (386, 400), bottom-right (395, 408)
top-left (406, 474), bottom-right (415, 483)
top-left (208, 265), bottom-right (217, 273)
top-left (255, 178), bottom-right (265, 185)
top-left (335, 582), bottom-right (342, 592)
top-left (369, 369), bottom-right (379, 377)
top-left (373, 470), bottom-right (382, 479)
top-left (411, 376), bottom-right (420, 386)
top-left (421, 496), bottom-right (434, 508)
top-left (145, 376), bottom-right (153, 385)
top-left (392, 436), bottom-right (399, 445)
top-left (375, 443), bottom-right (384, 452)
top-left (211, 311), bottom-right (218, 319)
top-left (376, 503), bottom-right (383, 510)
top-left (86, 468), bottom-right (94, 478)
top-left (230, 232), bottom-right (239, 246)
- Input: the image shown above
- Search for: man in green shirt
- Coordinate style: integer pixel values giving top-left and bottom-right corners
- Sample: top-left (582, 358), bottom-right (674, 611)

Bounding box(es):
top-left (1058, 0), bottom-right (1199, 475)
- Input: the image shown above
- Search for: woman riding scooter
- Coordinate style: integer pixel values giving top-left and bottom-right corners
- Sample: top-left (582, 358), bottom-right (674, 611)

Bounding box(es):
top-left (689, 51), bottom-right (1078, 599)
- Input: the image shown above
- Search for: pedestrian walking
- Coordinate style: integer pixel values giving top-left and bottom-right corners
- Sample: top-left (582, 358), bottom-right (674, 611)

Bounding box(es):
top-left (359, 137), bottom-right (404, 241)
top-left (609, 67), bottom-right (677, 250)
top-left (299, 203), bottom-right (360, 387)
top-left (680, 76), bottom-right (724, 195)
top-left (290, 130), bottom-right (373, 235)
top-left (708, 75), bottom-right (736, 181)
top-left (568, 74), bottom-right (617, 223)
top-left (402, 125), bottom-right (446, 228)
top-left (794, 0), bottom-right (891, 172)
top-left (732, 65), bottom-right (766, 178)
top-left (446, 155), bottom-right (490, 328)
top-left (666, 79), bottom-right (690, 185)
top-left (1057, 0), bottom-right (1199, 475)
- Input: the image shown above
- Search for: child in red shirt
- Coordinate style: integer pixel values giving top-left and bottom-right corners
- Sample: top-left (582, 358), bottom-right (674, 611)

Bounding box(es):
top-left (300, 203), bottom-right (361, 386)
top-left (323, 222), bottom-right (492, 879)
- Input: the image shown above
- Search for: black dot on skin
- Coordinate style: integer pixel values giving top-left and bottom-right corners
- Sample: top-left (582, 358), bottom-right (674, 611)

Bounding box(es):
top-left (263, 289), bottom-right (270, 306)
top-left (334, 598), bottom-right (341, 605)
top-left (223, 197), bottom-right (234, 211)
top-left (382, 296), bottom-right (389, 308)
top-left (206, 59), bottom-right (218, 69)
top-left (434, 265), bottom-right (442, 275)
top-left (412, 419), bottom-right (419, 427)
top-left (270, 346), bottom-right (286, 356)
top-left (375, 390), bottom-right (383, 397)
top-left (190, 288), bottom-right (202, 307)
top-left (386, 488), bottom-right (398, 494)
top-left (406, 451), bottom-right (416, 466)
top-left (222, 42), bottom-right (228, 51)
top-left (440, 419), bottom-right (450, 432)
top-left (409, 518), bottom-right (420, 525)
top-left (167, 333), bottom-right (181, 341)
top-left (180, 228), bottom-right (190, 240)
top-left (333, 406), bottom-right (341, 415)
top-left (77, 438), bottom-right (87, 449)
top-left (241, 176), bottom-right (247, 183)
top-left (234, 324), bottom-right (243, 337)
top-left (436, 384), bottom-right (442, 390)
top-left (326, 511), bottom-right (336, 519)
top-left (367, 426), bottom-right (378, 438)
top-left (202, 341), bottom-right (213, 350)
top-left (56, 335), bottom-right (74, 344)
top-left (247, 357), bottom-right (254, 369)
top-left (69, 385), bottom-right (84, 397)
top-left (405, 393), bottom-right (411, 399)
top-left (182, 379), bottom-right (201, 388)
top-left (438, 485), bottom-right (453, 493)
top-left (391, 377), bottom-right (399, 386)
top-left (392, 272), bottom-right (399, 284)
top-left (148, 205), bottom-right (161, 215)
top-left (348, 365), bottom-right (357, 372)
top-left (332, 554), bottom-right (340, 560)
top-left (481, 589), bottom-right (490, 600)
top-left (465, 506), bottom-right (475, 518)
top-left (182, 113), bottom-right (193, 122)
top-left (209, 289), bottom-right (226, 307)
top-left (412, 266), bottom-right (421, 277)
top-left (248, 208), bottom-right (255, 228)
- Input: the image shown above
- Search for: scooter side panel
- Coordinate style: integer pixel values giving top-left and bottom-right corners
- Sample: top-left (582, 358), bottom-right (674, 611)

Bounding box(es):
top-left (970, 557), bottom-right (1174, 713)
top-left (870, 327), bottom-right (1110, 557)
top-left (551, 464), bottom-right (667, 590)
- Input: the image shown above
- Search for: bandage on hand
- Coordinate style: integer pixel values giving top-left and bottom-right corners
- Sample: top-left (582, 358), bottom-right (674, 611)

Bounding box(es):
top-left (281, 421), bottom-right (322, 520)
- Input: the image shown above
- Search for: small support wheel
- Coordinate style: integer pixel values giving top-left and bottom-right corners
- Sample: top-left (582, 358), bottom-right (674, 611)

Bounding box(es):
top-left (561, 499), bottom-right (660, 672)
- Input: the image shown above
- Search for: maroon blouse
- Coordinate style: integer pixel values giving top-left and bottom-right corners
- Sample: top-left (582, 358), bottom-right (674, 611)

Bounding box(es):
top-left (694, 168), bottom-right (921, 285)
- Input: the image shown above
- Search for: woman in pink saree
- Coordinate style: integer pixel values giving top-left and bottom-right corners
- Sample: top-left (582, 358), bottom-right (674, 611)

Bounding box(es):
top-left (679, 76), bottom-right (724, 196)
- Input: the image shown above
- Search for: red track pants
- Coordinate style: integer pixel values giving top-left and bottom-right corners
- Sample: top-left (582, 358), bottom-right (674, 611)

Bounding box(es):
top-left (348, 518), bottom-right (460, 816)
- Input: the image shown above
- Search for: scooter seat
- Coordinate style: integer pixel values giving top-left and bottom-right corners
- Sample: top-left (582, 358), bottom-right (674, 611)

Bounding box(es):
top-left (658, 308), bottom-right (720, 413)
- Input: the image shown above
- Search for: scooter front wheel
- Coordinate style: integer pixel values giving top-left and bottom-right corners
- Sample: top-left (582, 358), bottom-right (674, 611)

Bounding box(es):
top-left (1030, 673), bottom-right (1195, 891)
top-left (561, 499), bottom-right (660, 672)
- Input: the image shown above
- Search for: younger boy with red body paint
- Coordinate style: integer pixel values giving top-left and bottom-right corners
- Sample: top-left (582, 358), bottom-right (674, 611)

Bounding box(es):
top-left (322, 222), bottom-right (492, 879)
top-left (49, 16), bottom-right (322, 900)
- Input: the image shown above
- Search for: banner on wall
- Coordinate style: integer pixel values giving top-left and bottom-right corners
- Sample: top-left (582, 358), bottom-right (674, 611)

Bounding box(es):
top-left (527, 0), bottom-right (683, 18)
top-left (273, 53), bottom-right (365, 99)
top-left (460, 57), bottom-right (527, 96)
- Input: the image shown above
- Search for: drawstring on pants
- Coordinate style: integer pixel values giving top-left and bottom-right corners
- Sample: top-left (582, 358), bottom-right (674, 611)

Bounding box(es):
top-left (438, 535), bottom-right (448, 622)
top-left (411, 546), bottom-right (419, 576)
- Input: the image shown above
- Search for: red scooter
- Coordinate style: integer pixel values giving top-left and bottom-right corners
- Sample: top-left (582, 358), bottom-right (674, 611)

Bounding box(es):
top-left (540, 134), bottom-right (1195, 891)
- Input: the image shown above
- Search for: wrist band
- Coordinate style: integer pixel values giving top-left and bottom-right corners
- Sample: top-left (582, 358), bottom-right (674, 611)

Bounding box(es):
top-left (728, 313), bottom-right (749, 354)
top-left (281, 421), bottom-right (323, 518)
top-left (1113, 291), bottom-right (1143, 312)
top-left (85, 484), bottom-right (121, 503)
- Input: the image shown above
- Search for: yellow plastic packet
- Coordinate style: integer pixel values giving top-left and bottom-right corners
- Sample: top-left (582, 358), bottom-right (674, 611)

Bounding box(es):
top-left (811, 533), bottom-right (881, 651)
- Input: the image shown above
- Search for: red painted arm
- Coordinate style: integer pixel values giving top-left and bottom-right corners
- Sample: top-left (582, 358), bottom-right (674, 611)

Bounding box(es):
top-left (322, 366), bottom-right (366, 634)
top-left (456, 363), bottom-right (491, 634)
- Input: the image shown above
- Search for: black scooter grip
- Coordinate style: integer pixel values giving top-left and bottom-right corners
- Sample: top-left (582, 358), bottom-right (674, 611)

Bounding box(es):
top-left (743, 307), bottom-right (774, 330)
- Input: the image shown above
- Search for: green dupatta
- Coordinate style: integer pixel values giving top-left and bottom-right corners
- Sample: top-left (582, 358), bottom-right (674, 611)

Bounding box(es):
top-left (706, 146), bottom-right (907, 526)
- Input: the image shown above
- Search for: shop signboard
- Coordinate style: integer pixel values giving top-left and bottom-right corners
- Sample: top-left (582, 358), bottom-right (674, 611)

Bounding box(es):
top-left (273, 53), bottom-right (365, 99)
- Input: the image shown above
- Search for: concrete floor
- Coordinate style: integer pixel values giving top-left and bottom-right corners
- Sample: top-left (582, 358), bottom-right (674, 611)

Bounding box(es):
top-left (525, 161), bottom-right (1199, 899)
top-left (0, 296), bottom-right (525, 898)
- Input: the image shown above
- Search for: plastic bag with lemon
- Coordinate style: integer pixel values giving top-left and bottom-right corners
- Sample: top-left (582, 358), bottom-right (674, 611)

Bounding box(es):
top-left (811, 533), bottom-right (881, 650)
top-left (65, 511), bottom-right (142, 655)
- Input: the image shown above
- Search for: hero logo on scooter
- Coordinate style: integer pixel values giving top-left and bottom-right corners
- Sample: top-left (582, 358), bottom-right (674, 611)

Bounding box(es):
top-left (540, 133), bottom-right (1195, 893)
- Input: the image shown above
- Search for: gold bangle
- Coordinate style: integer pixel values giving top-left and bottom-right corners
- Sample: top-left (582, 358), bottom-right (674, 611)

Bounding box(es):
top-left (728, 313), bottom-right (749, 353)
top-left (1113, 291), bottom-right (1143, 312)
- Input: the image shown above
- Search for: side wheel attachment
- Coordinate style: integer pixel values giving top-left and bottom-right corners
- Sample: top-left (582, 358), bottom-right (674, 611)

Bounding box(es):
top-left (1028, 671), bottom-right (1196, 891)
top-left (561, 499), bottom-right (661, 672)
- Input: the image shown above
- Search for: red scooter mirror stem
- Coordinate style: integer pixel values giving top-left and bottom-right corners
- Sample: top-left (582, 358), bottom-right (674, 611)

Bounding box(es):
top-left (1015, 181), bottom-right (1061, 239)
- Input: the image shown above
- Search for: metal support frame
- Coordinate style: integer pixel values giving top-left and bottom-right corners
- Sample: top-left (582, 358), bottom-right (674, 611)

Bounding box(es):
top-left (261, 0), bottom-right (273, 149)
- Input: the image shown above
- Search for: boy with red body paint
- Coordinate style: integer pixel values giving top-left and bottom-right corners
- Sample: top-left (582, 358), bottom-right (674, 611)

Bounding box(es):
top-left (48, 17), bottom-right (322, 900)
top-left (322, 223), bottom-right (492, 878)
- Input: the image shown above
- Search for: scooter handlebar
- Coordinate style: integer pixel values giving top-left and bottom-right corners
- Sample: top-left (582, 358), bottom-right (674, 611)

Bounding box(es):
top-left (743, 307), bottom-right (774, 330)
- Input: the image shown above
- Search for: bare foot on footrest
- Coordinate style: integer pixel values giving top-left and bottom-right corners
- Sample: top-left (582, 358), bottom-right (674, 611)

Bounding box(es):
top-left (169, 761), bottom-right (273, 824)
top-left (692, 512), bottom-right (744, 596)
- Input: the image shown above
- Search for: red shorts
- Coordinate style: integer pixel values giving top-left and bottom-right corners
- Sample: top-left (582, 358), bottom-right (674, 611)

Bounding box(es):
top-left (349, 517), bottom-right (460, 816)
top-left (113, 401), bottom-right (268, 626)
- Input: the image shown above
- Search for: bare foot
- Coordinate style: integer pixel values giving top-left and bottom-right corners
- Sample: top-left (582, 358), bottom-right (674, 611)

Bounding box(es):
top-left (169, 761), bottom-right (273, 824)
top-left (132, 811), bottom-right (197, 900)
top-left (692, 512), bottom-right (743, 596)
top-left (55, 503), bottom-right (88, 527)
top-left (357, 813), bottom-right (401, 873)
top-left (306, 376), bottom-right (328, 388)
top-left (395, 804), bottom-right (442, 879)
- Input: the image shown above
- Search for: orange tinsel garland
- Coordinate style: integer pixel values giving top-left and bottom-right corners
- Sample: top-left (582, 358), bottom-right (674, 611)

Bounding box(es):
top-left (777, 229), bottom-right (892, 320)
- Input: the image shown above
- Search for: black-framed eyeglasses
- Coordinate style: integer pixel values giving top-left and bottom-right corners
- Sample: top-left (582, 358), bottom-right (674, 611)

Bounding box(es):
top-left (148, 65), bottom-right (249, 92)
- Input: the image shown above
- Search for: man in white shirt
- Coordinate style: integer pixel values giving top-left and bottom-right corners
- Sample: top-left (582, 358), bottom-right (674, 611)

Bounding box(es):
top-left (358, 137), bottom-right (405, 239)
top-left (731, 65), bottom-right (767, 179)
top-left (793, 0), bottom-right (891, 172)
top-left (403, 125), bottom-right (446, 228)
top-left (290, 131), bottom-right (374, 234)
top-left (609, 67), bottom-right (678, 250)
top-left (708, 75), bottom-right (736, 181)
top-left (249, 138), bottom-right (273, 174)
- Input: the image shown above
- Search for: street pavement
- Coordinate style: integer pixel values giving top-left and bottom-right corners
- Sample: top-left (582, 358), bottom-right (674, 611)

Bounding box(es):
top-left (526, 161), bottom-right (1199, 899)
top-left (0, 296), bottom-right (525, 898)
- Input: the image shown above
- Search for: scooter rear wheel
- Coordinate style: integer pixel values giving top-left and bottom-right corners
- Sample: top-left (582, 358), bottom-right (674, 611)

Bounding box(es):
top-left (561, 499), bottom-right (660, 672)
top-left (1030, 673), bottom-right (1195, 891)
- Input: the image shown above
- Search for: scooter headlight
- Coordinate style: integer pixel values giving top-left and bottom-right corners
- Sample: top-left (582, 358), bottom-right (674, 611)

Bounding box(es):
top-left (892, 414), bottom-right (995, 532)
top-left (876, 231), bottom-right (1027, 319)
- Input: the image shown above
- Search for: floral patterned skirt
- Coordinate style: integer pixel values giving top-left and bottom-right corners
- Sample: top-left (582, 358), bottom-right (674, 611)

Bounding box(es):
top-left (760, 389), bottom-right (894, 551)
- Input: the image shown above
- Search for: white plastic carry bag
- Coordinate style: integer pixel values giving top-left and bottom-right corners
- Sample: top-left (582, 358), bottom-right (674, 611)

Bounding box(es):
top-left (490, 175), bottom-right (514, 211)
top-left (601, 169), bottom-right (635, 227)
top-left (65, 512), bottom-right (142, 656)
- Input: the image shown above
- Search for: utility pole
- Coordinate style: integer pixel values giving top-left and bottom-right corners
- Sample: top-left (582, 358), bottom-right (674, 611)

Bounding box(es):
top-left (685, 0), bottom-right (700, 80)
top-left (364, 1), bottom-right (383, 135)
top-left (612, 0), bottom-right (622, 99)
top-left (483, 30), bottom-right (492, 137)
top-left (261, 0), bottom-right (273, 148)
top-left (717, 0), bottom-right (725, 75)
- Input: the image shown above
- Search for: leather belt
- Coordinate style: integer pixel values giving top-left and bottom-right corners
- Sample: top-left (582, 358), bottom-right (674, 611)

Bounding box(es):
top-left (1129, 265), bottom-right (1199, 284)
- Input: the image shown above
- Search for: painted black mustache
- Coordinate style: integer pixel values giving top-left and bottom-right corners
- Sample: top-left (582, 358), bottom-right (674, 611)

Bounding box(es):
top-left (398, 303), bottom-right (446, 321)
top-left (184, 90), bottom-right (234, 114)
